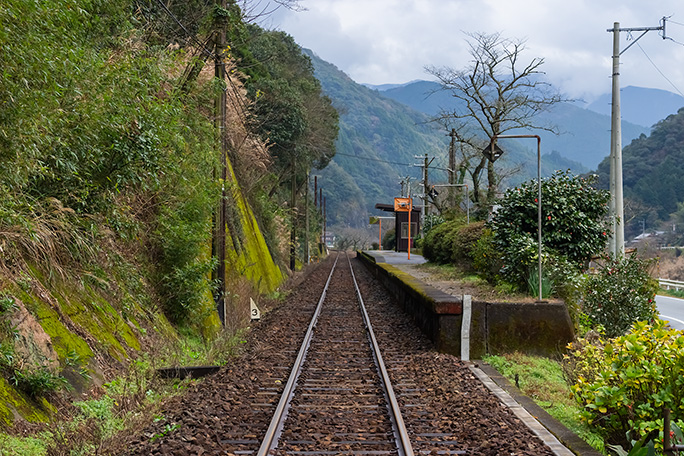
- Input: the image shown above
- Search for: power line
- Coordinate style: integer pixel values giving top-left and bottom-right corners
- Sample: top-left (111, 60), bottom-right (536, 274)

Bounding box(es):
top-left (635, 41), bottom-right (684, 98)
top-left (334, 152), bottom-right (412, 167)
top-left (154, 0), bottom-right (215, 59)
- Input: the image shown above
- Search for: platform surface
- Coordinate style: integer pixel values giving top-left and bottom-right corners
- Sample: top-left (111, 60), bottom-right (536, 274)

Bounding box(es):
top-left (363, 250), bottom-right (427, 265)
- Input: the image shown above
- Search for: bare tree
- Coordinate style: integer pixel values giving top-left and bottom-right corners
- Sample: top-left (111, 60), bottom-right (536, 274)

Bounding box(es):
top-left (427, 32), bottom-right (566, 212)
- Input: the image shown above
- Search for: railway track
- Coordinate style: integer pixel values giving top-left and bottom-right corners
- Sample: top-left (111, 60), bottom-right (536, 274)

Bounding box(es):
top-left (257, 251), bottom-right (413, 455)
top-left (123, 252), bottom-right (557, 456)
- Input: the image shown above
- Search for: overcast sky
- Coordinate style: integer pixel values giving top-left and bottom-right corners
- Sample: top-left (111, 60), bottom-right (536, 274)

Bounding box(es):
top-left (264, 0), bottom-right (684, 102)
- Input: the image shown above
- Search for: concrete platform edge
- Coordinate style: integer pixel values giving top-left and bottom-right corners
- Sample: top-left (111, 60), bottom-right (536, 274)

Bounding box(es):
top-left (474, 362), bottom-right (603, 456)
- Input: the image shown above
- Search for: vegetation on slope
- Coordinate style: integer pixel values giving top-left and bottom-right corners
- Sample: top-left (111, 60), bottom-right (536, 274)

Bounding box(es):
top-left (597, 107), bottom-right (684, 240)
top-left (0, 0), bottom-right (337, 435)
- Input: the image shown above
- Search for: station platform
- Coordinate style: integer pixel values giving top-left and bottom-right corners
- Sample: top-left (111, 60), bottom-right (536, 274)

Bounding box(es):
top-left (357, 249), bottom-right (597, 456)
top-left (361, 249), bottom-right (427, 265)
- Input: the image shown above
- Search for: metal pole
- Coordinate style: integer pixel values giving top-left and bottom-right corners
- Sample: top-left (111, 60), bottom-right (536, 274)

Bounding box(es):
top-left (610, 22), bottom-right (624, 256)
top-left (490, 135), bottom-right (543, 301)
top-left (408, 196), bottom-right (412, 260)
top-left (378, 219), bottom-right (382, 251)
top-left (536, 137), bottom-right (542, 301)
top-left (606, 20), bottom-right (663, 255)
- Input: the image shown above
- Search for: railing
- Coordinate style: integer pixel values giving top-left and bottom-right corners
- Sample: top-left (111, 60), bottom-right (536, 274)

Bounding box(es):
top-left (659, 278), bottom-right (684, 291)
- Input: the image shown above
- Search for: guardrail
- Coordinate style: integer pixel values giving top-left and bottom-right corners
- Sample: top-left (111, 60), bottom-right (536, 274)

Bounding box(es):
top-left (659, 278), bottom-right (684, 291)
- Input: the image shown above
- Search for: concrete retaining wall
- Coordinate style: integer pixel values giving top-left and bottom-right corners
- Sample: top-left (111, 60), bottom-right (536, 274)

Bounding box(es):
top-left (358, 252), bottom-right (574, 358)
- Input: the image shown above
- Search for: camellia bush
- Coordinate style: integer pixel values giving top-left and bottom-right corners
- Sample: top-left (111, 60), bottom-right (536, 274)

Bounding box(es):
top-left (582, 255), bottom-right (658, 338)
top-left (488, 170), bottom-right (610, 288)
top-left (568, 319), bottom-right (684, 448)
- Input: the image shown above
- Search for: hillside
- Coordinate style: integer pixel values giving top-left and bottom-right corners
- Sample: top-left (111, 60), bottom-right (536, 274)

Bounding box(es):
top-left (0, 0), bottom-right (342, 440)
top-left (308, 55), bottom-right (588, 227)
top-left (382, 80), bottom-right (650, 170)
top-left (596, 107), bottom-right (684, 238)
top-left (305, 51), bottom-right (446, 227)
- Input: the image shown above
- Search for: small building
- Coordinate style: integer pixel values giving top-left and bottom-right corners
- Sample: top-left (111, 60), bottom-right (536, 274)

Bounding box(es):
top-left (374, 202), bottom-right (421, 252)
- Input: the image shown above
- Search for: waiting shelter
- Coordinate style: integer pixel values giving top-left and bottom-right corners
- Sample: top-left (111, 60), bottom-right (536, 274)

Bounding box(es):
top-left (374, 201), bottom-right (421, 252)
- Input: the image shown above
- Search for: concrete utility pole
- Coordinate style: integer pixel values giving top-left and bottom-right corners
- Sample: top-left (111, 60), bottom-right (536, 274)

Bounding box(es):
top-left (213, 0), bottom-right (228, 325)
top-left (607, 18), bottom-right (666, 257)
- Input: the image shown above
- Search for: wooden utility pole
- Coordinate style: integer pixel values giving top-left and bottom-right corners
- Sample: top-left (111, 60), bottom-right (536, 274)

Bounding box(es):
top-left (213, 0), bottom-right (228, 325)
top-left (448, 129), bottom-right (456, 209)
top-left (305, 172), bottom-right (310, 264)
top-left (290, 157), bottom-right (297, 270)
top-left (314, 176), bottom-right (318, 208)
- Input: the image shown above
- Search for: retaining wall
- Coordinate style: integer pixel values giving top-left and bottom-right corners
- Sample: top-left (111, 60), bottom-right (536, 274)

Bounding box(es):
top-left (357, 252), bottom-right (574, 358)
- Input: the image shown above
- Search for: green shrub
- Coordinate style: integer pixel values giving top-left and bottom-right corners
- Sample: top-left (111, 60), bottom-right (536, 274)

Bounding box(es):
top-left (422, 219), bottom-right (460, 263)
top-left (381, 228), bottom-right (396, 251)
top-left (471, 228), bottom-right (502, 283)
top-left (11, 368), bottom-right (68, 398)
top-left (422, 214), bottom-right (445, 235)
top-left (488, 171), bottom-right (610, 287)
top-left (0, 294), bottom-right (16, 314)
top-left (568, 319), bottom-right (684, 448)
top-left (422, 219), bottom-right (484, 267)
top-left (582, 255), bottom-right (658, 338)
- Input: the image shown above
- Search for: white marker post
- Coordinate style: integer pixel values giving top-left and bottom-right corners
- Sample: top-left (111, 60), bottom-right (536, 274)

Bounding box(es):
top-left (250, 297), bottom-right (261, 321)
top-left (461, 295), bottom-right (472, 361)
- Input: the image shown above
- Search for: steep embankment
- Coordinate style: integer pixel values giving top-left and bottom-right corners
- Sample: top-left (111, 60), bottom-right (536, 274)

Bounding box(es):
top-left (0, 1), bottom-right (285, 428)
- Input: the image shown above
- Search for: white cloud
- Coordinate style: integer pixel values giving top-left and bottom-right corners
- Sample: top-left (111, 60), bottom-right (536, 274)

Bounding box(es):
top-left (267, 0), bottom-right (684, 98)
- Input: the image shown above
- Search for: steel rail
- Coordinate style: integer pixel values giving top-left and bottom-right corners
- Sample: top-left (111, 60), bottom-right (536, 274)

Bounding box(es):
top-left (256, 252), bottom-right (340, 456)
top-left (347, 254), bottom-right (415, 456)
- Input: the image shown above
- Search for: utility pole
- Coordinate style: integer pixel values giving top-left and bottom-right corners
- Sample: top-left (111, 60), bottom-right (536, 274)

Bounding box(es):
top-left (448, 129), bottom-right (457, 209)
top-left (213, 0), bottom-right (228, 326)
top-left (414, 154), bottom-right (434, 221)
top-left (305, 172), bottom-right (310, 264)
top-left (314, 176), bottom-right (318, 208)
top-left (423, 154), bottom-right (429, 216)
top-left (290, 157), bottom-right (296, 270)
top-left (607, 18), bottom-right (666, 257)
top-left (323, 196), bottom-right (327, 250)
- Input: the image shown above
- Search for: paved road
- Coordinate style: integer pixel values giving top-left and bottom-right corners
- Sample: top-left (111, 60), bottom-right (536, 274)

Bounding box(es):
top-left (656, 294), bottom-right (684, 330)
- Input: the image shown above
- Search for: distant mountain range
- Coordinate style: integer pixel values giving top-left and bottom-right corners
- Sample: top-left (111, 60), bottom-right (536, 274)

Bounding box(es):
top-left (379, 80), bottom-right (672, 170)
top-left (306, 50), bottom-right (684, 227)
top-left (586, 86), bottom-right (684, 129)
top-left (377, 81), bottom-right (684, 132)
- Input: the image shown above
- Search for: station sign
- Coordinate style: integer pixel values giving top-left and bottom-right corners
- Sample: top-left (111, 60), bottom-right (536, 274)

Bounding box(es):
top-left (394, 197), bottom-right (412, 212)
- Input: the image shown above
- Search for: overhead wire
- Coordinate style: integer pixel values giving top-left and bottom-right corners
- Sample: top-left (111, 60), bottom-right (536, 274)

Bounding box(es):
top-left (334, 152), bottom-right (412, 167)
top-left (662, 17), bottom-right (684, 47)
top-left (635, 40), bottom-right (684, 98)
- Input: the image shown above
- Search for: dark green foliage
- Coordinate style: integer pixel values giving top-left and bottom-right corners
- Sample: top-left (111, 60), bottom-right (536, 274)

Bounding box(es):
top-left (582, 255), bottom-right (658, 338)
top-left (422, 219), bottom-right (485, 268)
top-left (11, 368), bottom-right (69, 398)
top-left (0, 0), bottom-right (223, 325)
top-left (488, 170), bottom-right (610, 287)
top-left (381, 229), bottom-right (396, 251)
top-left (472, 228), bottom-right (502, 283)
top-left (597, 107), bottom-right (684, 235)
top-left (244, 27), bottom-right (339, 189)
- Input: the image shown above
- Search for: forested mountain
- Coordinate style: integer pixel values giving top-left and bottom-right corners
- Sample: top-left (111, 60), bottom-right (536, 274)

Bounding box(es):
top-left (596, 107), bottom-right (684, 237)
top-left (306, 51), bottom-right (446, 227)
top-left (382, 80), bottom-right (650, 170)
top-left (308, 54), bottom-right (587, 227)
